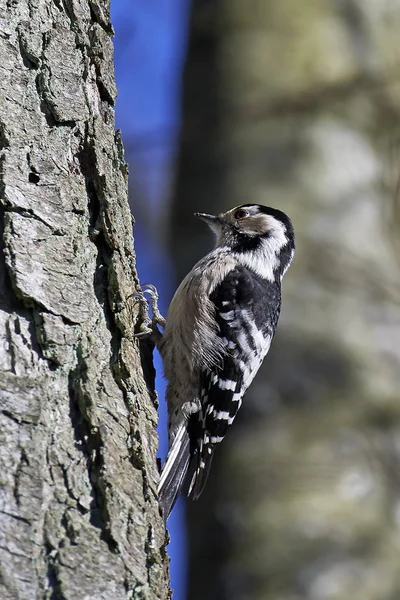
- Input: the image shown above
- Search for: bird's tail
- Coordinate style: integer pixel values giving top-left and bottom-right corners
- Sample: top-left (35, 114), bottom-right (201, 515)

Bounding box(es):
top-left (188, 436), bottom-right (215, 500)
top-left (157, 424), bottom-right (191, 520)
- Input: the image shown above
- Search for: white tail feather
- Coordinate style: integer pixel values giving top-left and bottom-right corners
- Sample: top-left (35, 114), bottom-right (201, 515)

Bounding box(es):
top-left (158, 425), bottom-right (186, 493)
top-left (158, 423), bottom-right (191, 520)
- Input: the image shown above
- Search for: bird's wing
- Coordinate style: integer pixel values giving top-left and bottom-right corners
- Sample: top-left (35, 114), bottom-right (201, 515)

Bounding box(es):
top-left (189, 266), bottom-right (281, 499)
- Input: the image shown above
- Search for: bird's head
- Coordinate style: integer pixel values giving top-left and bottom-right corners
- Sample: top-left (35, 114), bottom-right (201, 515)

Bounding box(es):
top-left (195, 204), bottom-right (295, 280)
top-left (196, 203), bottom-right (294, 251)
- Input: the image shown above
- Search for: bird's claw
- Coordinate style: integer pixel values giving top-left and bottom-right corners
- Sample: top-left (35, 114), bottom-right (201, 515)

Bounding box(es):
top-left (133, 289), bottom-right (153, 338)
top-left (142, 284), bottom-right (166, 328)
top-left (133, 284), bottom-right (166, 339)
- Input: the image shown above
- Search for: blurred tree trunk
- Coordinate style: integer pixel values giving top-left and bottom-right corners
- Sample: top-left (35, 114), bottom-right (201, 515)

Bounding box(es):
top-left (173, 1), bottom-right (400, 599)
top-left (0, 2), bottom-right (169, 599)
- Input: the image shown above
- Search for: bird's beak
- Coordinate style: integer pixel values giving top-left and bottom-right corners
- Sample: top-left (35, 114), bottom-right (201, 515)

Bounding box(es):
top-left (194, 212), bottom-right (221, 227)
top-left (194, 212), bottom-right (224, 244)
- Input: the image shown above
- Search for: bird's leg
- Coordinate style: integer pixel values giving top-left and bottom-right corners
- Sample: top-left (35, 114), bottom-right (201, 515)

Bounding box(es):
top-left (142, 283), bottom-right (166, 328)
top-left (134, 284), bottom-right (166, 340)
top-left (133, 288), bottom-right (153, 338)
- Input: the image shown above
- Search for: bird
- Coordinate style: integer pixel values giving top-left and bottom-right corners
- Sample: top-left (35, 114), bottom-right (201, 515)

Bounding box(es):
top-left (139, 203), bottom-right (295, 519)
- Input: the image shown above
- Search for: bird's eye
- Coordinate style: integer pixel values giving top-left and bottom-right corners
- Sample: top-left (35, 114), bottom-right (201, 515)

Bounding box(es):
top-left (234, 209), bottom-right (249, 220)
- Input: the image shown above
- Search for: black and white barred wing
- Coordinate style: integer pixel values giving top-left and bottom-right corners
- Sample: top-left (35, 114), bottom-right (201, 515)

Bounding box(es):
top-left (189, 266), bottom-right (281, 499)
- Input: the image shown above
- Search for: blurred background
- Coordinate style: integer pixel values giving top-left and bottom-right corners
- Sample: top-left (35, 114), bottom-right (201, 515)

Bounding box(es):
top-left (112, 1), bottom-right (400, 599)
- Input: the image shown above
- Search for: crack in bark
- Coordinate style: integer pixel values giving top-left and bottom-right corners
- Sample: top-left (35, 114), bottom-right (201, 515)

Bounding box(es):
top-left (0, 509), bottom-right (31, 526)
top-left (67, 369), bottom-right (119, 554)
top-left (87, 2), bottom-right (113, 35)
top-left (13, 449), bottom-right (29, 508)
top-left (3, 203), bottom-right (58, 234)
top-left (44, 543), bottom-right (67, 600)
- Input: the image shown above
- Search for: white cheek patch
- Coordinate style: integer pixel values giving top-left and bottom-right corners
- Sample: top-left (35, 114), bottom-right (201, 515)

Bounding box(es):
top-left (236, 216), bottom-right (290, 281)
top-left (238, 249), bottom-right (277, 282)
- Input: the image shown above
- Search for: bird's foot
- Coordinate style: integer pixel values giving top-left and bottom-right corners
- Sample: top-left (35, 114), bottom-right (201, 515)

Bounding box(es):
top-left (142, 284), bottom-right (166, 328)
top-left (133, 284), bottom-right (166, 339)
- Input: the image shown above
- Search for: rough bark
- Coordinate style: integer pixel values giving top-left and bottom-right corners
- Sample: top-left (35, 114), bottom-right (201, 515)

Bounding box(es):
top-left (0, 2), bottom-right (169, 599)
top-left (173, 2), bottom-right (400, 600)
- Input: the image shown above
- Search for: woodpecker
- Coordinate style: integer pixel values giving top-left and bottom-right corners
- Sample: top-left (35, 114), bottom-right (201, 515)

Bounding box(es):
top-left (138, 204), bottom-right (295, 519)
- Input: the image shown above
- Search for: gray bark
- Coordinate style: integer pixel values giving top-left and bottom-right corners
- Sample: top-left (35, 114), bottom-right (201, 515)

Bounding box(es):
top-left (0, 2), bottom-right (169, 599)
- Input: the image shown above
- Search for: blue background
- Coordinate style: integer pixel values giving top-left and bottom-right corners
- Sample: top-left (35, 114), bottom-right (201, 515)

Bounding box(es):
top-left (111, 2), bottom-right (190, 599)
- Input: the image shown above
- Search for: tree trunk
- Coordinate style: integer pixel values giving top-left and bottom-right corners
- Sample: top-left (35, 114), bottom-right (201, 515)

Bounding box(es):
top-left (0, 2), bottom-right (169, 599)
